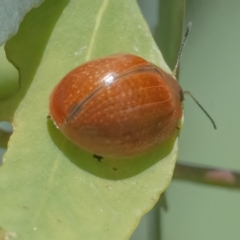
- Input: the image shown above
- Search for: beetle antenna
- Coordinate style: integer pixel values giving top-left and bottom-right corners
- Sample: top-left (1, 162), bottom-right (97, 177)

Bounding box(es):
top-left (184, 91), bottom-right (217, 129)
top-left (172, 22), bottom-right (192, 76)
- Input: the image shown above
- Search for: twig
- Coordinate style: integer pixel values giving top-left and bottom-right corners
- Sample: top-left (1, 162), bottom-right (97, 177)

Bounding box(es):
top-left (173, 162), bottom-right (240, 189)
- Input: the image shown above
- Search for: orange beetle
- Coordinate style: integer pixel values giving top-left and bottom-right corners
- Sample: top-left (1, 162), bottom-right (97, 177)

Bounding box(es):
top-left (49, 54), bottom-right (183, 158)
top-left (49, 23), bottom-right (216, 159)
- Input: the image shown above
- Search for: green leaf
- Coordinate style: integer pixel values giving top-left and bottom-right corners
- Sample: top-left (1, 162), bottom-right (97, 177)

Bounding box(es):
top-left (0, 129), bottom-right (11, 148)
top-left (0, 226), bottom-right (17, 240)
top-left (0, 0), bottom-right (179, 239)
top-left (0, 46), bottom-right (19, 100)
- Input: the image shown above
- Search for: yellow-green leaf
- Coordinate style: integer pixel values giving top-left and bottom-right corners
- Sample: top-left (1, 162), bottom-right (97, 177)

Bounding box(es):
top-left (0, 0), bottom-right (179, 239)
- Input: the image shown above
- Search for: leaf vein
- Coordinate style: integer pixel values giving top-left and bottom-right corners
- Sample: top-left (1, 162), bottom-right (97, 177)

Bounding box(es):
top-left (85, 0), bottom-right (109, 61)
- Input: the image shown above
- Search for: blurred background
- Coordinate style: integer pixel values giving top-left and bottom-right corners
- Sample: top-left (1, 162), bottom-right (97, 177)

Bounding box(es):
top-left (1, 0), bottom-right (240, 239)
top-left (131, 0), bottom-right (240, 239)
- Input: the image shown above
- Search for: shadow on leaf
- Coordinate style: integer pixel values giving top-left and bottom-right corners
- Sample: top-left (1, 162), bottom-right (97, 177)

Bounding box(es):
top-left (47, 119), bottom-right (177, 180)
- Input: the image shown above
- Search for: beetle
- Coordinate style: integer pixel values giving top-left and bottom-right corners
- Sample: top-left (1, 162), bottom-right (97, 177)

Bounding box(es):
top-left (49, 23), bottom-right (216, 159)
top-left (49, 53), bottom-right (183, 158)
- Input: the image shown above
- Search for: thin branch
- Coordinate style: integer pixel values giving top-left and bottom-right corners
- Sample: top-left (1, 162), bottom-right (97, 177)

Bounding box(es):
top-left (173, 162), bottom-right (240, 189)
